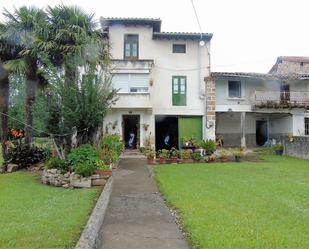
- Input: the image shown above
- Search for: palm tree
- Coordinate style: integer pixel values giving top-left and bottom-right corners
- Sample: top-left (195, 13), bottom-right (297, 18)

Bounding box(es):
top-left (0, 23), bottom-right (23, 170)
top-left (2, 6), bottom-right (48, 145)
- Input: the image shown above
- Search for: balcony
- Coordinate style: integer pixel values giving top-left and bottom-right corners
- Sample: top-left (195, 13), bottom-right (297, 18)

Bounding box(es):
top-left (253, 91), bottom-right (309, 109)
top-left (111, 59), bottom-right (154, 74)
top-left (112, 92), bottom-right (152, 109)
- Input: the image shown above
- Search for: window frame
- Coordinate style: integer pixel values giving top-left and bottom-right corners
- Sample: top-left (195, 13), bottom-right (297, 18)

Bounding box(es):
top-left (124, 34), bottom-right (139, 60)
top-left (172, 44), bottom-right (186, 53)
top-left (228, 80), bottom-right (242, 98)
top-left (172, 76), bottom-right (187, 106)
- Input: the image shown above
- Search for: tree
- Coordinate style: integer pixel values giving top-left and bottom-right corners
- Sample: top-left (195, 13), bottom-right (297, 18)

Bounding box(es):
top-left (2, 6), bottom-right (48, 145)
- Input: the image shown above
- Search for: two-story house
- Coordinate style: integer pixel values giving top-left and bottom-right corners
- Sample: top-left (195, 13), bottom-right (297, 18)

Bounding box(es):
top-left (212, 56), bottom-right (309, 147)
top-left (100, 18), bottom-right (213, 150)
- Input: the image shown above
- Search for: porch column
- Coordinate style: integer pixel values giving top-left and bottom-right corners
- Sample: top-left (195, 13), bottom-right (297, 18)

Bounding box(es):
top-left (240, 112), bottom-right (246, 149)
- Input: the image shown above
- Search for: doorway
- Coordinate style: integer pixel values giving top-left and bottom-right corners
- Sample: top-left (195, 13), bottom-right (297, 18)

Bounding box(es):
top-left (155, 116), bottom-right (178, 150)
top-left (280, 84), bottom-right (290, 102)
top-left (256, 120), bottom-right (268, 146)
top-left (123, 115), bottom-right (140, 149)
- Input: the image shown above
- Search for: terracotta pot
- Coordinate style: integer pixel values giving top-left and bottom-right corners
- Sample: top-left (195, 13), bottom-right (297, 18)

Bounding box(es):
top-left (220, 158), bottom-right (228, 163)
top-left (159, 157), bottom-right (166, 164)
top-left (171, 157), bottom-right (178, 164)
top-left (95, 169), bottom-right (112, 177)
top-left (147, 158), bottom-right (156, 165)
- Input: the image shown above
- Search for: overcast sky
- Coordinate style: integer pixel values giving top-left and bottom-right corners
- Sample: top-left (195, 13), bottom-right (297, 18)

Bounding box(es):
top-left (1, 0), bottom-right (309, 73)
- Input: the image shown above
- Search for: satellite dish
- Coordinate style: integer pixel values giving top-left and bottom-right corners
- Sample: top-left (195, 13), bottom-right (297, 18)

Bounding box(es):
top-left (199, 40), bottom-right (205, 46)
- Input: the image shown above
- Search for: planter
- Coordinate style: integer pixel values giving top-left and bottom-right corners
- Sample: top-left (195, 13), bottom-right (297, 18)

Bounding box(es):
top-left (275, 149), bottom-right (283, 155)
top-left (235, 156), bottom-right (242, 162)
top-left (95, 169), bottom-right (112, 177)
top-left (220, 158), bottom-right (228, 163)
top-left (147, 158), bottom-right (156, 165)
top-left (171, 157), bottom-right (178, 164)
top-left (159, 157), bottom-right (166, 164)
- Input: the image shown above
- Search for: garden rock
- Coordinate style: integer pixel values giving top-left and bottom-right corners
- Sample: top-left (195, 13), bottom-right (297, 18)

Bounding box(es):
top-left (7, 164), bottom-right (18, 173)
top-left (71, 178), bottom-right (92, 188)
top-left (92, 178), bottom-right (106, 186)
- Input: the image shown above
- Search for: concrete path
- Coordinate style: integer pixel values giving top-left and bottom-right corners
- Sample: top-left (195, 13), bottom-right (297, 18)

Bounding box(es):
top-left (99, 157), bottom-right (189, 249)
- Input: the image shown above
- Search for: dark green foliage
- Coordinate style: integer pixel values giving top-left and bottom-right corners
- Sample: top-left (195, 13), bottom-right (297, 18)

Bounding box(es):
top-left (199, 139), bottom-right (217, 155)
top-left (74, 162), bottom-right (97, 177)
top-left (67, 144), bottom-right (99, 169)
top-left (100, 134), bottom-right (124, 157)
top-left (45, 157), bottom-right (68, 171)
top-left (8, 144), bottom-right (46, 168)
top-left (191, 152), bottom-right (202, 161)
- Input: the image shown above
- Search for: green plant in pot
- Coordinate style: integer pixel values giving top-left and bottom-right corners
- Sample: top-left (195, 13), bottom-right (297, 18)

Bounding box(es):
top-left (170, 147), bottom-right (179, 163)
top-left (191, 152), bottom-right (202, 162)
top-left (181, 149), bottom-right (192, 162)
top-left (231, 148), bottom-right (245, 162)
top-left (95, 160), bottom-right (112, 177)
top-left (218, 149), bottom-right (230, 162)
top-left (158, 149), bottom-right (169, 163)
top-left (199, 139), bottom-right (217, 155)
top-left (272, 144), bottom-right (284, 155)
top-left (145, 149), bottom-right (156, 164)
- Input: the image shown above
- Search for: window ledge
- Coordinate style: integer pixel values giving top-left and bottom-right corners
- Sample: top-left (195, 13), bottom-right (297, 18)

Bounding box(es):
top-left (227, 97), bottom-right (245, 101)
top-left (117, 92), bottom-right (150, 95)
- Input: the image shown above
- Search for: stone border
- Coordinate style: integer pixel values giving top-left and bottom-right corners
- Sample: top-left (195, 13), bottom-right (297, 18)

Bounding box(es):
top-left (75, 176), bottom-right (113, 249)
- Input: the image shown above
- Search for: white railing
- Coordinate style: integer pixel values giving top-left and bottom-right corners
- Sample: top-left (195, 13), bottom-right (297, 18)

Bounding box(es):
top-left (253, 91), bottom-right (309, 107)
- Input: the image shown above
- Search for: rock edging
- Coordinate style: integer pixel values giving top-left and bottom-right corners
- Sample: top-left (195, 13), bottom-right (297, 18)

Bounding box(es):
top-left (75, 176), bottom-right (113, 249)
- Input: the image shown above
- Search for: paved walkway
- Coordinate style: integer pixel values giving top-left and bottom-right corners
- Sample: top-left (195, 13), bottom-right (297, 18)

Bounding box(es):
top-left (99, 157), bottom-right (189, 249)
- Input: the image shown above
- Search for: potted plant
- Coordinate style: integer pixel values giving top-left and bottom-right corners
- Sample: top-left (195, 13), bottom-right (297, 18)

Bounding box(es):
top-left (191, 152), bottom-right (202, 162)
top-left (95, 160), bottom-right (112, 177)
top-left (170, 147), bottom-right (179, 163)
top-left (273, 144), bottom-right (284, 155)
top-left (231, 148), bottom-right (245, 162)
top-left (181, 149), bottom-right (192, 163)
top-left (199, 139), bottom-right (217, 156)
top-left (145, 149), bottom-right (156, 164)
top-left (142, 123), bottom-right (149, 131)
top-left (218, 149), bottom-right (230, 162)
top-left (158, 149), bottom-right (169, 164)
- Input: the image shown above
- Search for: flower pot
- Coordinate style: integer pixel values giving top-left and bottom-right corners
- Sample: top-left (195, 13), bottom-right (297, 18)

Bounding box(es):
top-left (159, 157), bottom-right (166, 164)
top-left (220, 157), bottom-right (228, 163)
top-left (275, 149), bottom-right (283, 155)
top-left (147, 158), bottom-right (156, 165)
top-left (95, 169), bottom-right (112, 177)
top-left (171, 157), bottom-right (178, 164)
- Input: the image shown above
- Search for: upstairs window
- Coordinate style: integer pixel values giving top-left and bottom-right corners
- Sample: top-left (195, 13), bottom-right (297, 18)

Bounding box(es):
top-left (173, 44), bottom-right (186, 53)
top-left (228, 80), bottom-right (241, 98)
top-left (124, 34), bottom-right (138, 60)
top-left (172, 76), bottom-right (187, 106)
top-left (305, 118), bottom-right (309, 135)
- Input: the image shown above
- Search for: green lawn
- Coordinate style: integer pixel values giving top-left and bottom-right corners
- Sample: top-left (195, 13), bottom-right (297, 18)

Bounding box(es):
top-left (0, 172), bottom-right (101, 249)
top-left (155, 156), bottom-right (309, 249)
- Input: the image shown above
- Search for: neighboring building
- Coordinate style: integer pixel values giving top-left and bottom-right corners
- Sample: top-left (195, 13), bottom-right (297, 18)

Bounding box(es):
top-left (100, 18), bottom-right (214, 150)
top-left (212, 56), bottom-right (309, 147)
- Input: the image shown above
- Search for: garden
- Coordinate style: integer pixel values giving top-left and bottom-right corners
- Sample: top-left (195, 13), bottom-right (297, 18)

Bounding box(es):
top-left (0, 4), bottom-right (124, 248)
top-left (155, 154), bottom-right (309, 249)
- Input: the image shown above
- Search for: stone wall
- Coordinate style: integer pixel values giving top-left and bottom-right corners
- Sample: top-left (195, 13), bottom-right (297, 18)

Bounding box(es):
top-left (283, 136), bottom-right (309, 160)
top-left (41, 169), bottom-right (108, 188)
top-left (205, 77), bottom-right (216, 139)
top-left (273, 60), bottom-right (309, 74)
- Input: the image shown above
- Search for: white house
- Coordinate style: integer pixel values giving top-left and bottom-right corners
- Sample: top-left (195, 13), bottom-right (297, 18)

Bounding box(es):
top-left (212, 56), bottom-right (309, 147)
top-left (100, 18), bottom-right (214, 150)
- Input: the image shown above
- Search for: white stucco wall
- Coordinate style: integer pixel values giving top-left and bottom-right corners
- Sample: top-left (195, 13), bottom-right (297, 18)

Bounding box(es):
top-left (269, 115), bottom-right (293, 135)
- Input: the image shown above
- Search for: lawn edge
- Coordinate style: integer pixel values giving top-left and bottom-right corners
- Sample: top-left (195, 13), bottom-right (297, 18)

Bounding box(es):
top-left (75, 176), bottom-right (114, 249)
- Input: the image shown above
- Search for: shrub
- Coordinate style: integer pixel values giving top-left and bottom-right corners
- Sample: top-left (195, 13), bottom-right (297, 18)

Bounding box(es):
top-left (272, 144), bottom-right (284, 151)
top-left (67, 144), bottom-right (100, 169)
top-left (170, 147), bottom-right (179, 158)
top-left (100, 148), bottom-right (119, 164)
top-left (218, 149), bottom-right (231, 159)
top-left (145, 149), bottom-right (156, 159)
top-left (45, 157), bottom-right (68, 171)
top-left (191, 152), bottom-right (202, 161)
top-left (230, 148), bottom-right (245, 157)
top-left (199, 139), bottom-right (217, 155)
top-left (74, 162), bottom-right (97, 177)
top-left (158, 149), bottom-right (170, 159)
top-left (100, 134), bottom-right (124, 157)
top-left (8, 144), bottom-right (47, 168)
top-left (94, 160), bottom-right (111, 170)
top-left (181, 150), bottom-right (192, 160)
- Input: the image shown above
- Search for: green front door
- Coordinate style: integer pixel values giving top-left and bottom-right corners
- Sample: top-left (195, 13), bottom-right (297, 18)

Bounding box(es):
top-left (178, 116), bottom-right (203, 146)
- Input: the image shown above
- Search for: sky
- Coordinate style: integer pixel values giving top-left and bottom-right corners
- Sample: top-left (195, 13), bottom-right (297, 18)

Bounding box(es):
top-left (1, 0), bottom-right (309, 73)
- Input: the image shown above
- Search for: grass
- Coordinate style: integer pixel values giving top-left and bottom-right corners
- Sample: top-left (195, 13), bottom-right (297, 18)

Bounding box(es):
top-left (155, 155), bottom-right (309, 249)
top-left (0, 172), bottom-right (101, 249)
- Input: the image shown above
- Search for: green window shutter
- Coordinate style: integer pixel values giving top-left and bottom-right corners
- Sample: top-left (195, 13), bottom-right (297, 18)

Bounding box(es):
top-left (178, 117), bottom-right (203, 146)
top-left (172, 76), bottom-right (186, 106)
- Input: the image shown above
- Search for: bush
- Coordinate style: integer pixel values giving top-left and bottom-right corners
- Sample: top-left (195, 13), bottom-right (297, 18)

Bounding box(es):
top-left (181, 150), bottom-right (192, 160)
top-left (191, 152), bottom-right (202, 161)
top-left (199, 139), bottom-right (217, 155)
top-left (100, 134), bottom-right (124, 157)
top-left (272, 144), bottom-right (284, 151)
top-left (67, 144), bottom-right (100, 169)
top-left (45, 157), bottom-right (68, 171)
top-left (94, 160), bottom-right (110, 170)
top-left (100, 148), bottom-right (119, 164)
top-left (74, 162), bottom-right (97, 177)
top-left (158, 149), bottom-right (170, 159)
top-left (170, 147), bottom-right (179, 158)
top-left (8, 144), bottom-right (47, 168)
top-left (145, 149), bottom-right (156, 159)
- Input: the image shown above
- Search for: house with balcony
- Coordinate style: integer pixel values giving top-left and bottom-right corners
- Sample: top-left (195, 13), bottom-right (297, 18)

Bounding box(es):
top-left (100, 18), bottom-right (214, 150)
top-left (212, 56), bottom-right (309, 147)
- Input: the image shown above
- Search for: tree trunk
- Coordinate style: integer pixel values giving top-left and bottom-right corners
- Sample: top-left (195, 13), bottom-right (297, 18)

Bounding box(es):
top-left (24, 58), bottom-right (38, 146)
top-left (0, 64), bottom-right (9, 171)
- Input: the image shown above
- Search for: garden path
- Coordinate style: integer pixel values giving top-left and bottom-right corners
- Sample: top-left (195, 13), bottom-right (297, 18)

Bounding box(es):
top-left (99, 156), bottom-right (189, 249)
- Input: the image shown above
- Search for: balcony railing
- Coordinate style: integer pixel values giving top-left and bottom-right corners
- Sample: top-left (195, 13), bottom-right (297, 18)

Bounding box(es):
top-left (112, 92), bottom-right (152, 109)
top-left (253, 91), bottom-right (309, 108)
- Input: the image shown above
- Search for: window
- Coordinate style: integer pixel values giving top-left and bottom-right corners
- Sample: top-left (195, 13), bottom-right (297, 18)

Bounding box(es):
top-left (130, 87), bottom-right (148, 93)
top-left (124, 34), bottom-right (138, 60)
top-left (173, 44), bottom-right (186, 53)
top-left (305, 118), bottom-right (309, 135)
top-left (228, 80), bottom-right (241, 98)
top-left (172, 76), bottom-right (187, 106)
